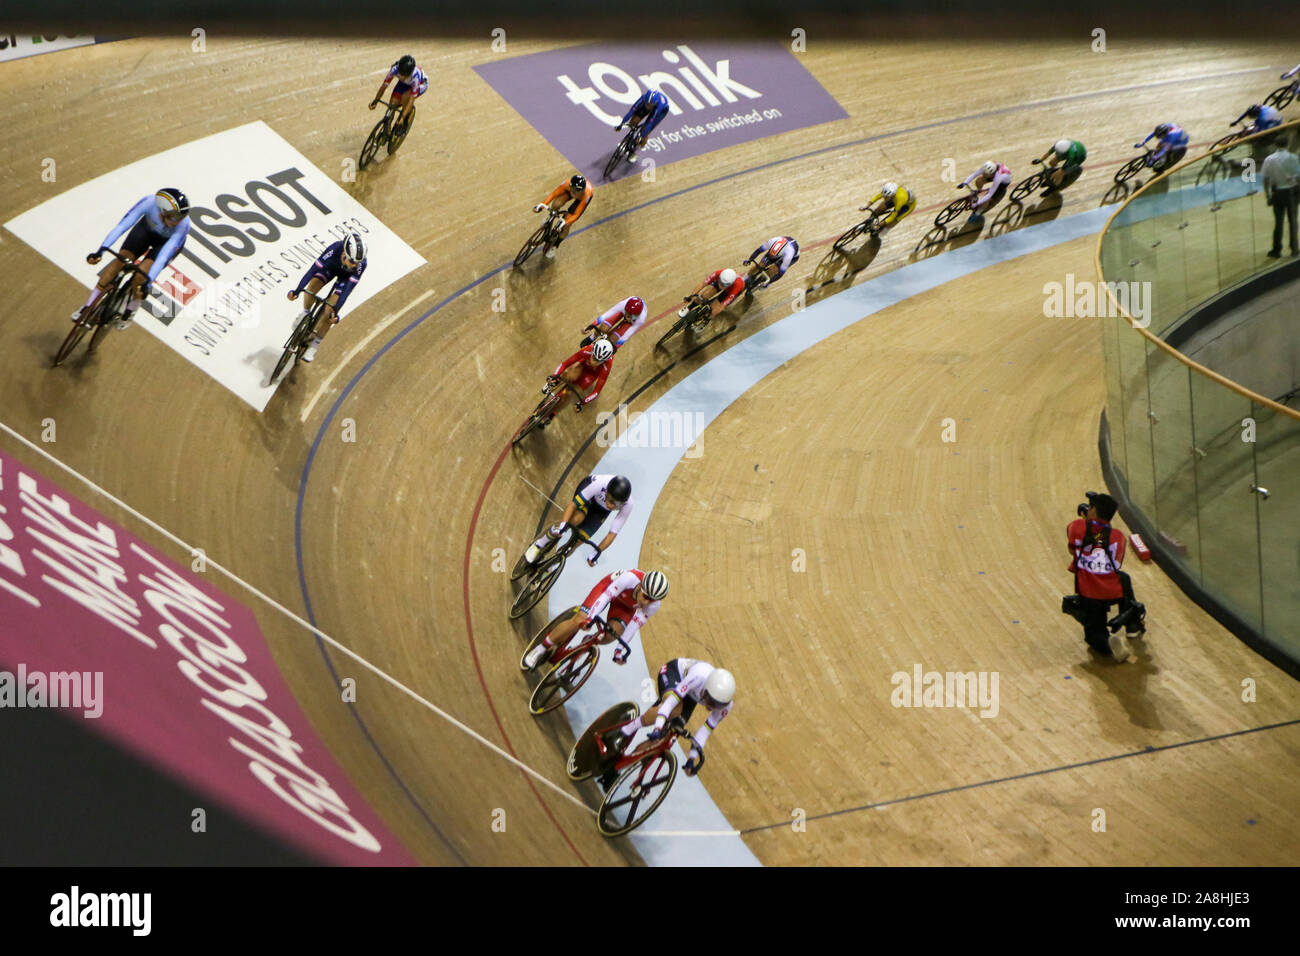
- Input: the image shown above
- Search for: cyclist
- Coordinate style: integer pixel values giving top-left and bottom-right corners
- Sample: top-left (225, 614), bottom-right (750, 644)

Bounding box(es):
top-left (1032, 138), bottom-right (1087, 193)
top-left (582, 296), bottom-right (647, 348)
top-left (1231, 103), bottom-right (1283, 134)
top-left (616, 88), bottom-right (670, 151)
top-left (285, 231), bottom-right (367, 363)
top-left (1134, 123), bottom-right (1189, 170)
top-left (522, 568), bottom-right (668, 669)
top-left (742, 236), bottom-right (800, 289)
top-left (680, 267), bottom-right (746, 323)
top-left (532, 174), bottom-right (593, 259)
top-left (598, 658), bottom-right (735, 786)
top-left (75, 187), bottom-right (192, 330)
top-left (858, 181), bottom-right (917, 236)
top-left (370, 54), bottom-right (427, 135)
top-left (959, 160), bottom-right (1011, 227)
top-left (538, 338), bottom-right (615, 427)
top-left (521, 474), bottom-right (633, 570)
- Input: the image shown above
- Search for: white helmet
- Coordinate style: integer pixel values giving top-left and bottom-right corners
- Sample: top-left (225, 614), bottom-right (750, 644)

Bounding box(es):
top-left (1054, 139), bottom-right (1072, 155)
top-left (980, 161), bottom-right (998, 177)
top-left (718, 268), bottom-right (738, 287)
top-left (881, 181), bottom-right (898, 200)
top-left (589, 339), bottom-right (614, 363)
top-left (703, 668), bottom-right (735, 707)
top-left (640, 570), bottom-right (669, 600)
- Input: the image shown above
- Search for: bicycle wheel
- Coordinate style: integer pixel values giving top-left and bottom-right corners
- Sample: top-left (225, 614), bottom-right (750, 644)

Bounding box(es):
top-left (603, 135), bottom-right (631, 180)
top-left (832, 219), bottom-right (872, 251)
top-left (529, 644), bottom-right (599, 715)
top-left (568, 701), bottom-right (640, 781)
top-left (1265, 84), bottom-right (1296, 111)
top-left (272, 308), bottom-right (317, 384)
top-left (654, 310), bottom-right (695, 350)
top-left (1210, 132), bottom-right (1241, 153)
top-left (87, 284), bottom-right (131, 354)
top-left (1009, 172), bottom-right (1043, 203)
top-left (358, 118), bottom-right (387, 170)
top-left (934, 197), bottom-right (970, 227)
top-left (1114, 155), bottom-right (1149, 185)
top-left (387, 107), bottom-right (414, 155)
top-left (53, 313), bottom-right (94, 367)
top-left (597, 748), bottom-right (678, 837)
top-left (520, 605), bottom-right (581, 669)
top-left (513, 221), bottom-right (550, 268)
top-left (510, 389), bottom-right (564, 445)
top-left (509, 548), bottom-right (566, 620)
top-left (511, 532), bottom-right (561, 581)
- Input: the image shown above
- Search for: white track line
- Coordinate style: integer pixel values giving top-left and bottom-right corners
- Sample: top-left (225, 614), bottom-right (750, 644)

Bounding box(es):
top-left (300, 288), bottom-right (435, 423)
top-left (517, 473), bottom-right (565, 510)
top-left (0, 419), bottom-right (591, 814)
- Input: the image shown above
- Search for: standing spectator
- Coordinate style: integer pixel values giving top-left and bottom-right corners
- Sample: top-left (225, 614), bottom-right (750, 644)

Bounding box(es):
top-left (1064, 493), bottom-right (1144, 662)
top-left (1262, 141), bottom-right (1300, 259)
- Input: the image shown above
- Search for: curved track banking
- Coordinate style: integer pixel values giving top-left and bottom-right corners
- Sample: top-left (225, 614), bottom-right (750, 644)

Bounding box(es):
top-left (2, 36), bottom-right (1299, 865)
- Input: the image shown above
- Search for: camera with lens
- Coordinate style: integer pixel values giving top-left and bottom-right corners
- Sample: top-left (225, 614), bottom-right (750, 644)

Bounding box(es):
top-left (1061, 593), bottom-right (1086, 622)
top-left (1076, 490), bottom-right (1099, 518)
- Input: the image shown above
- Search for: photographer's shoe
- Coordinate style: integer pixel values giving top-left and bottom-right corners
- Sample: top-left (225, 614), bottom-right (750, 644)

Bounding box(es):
top-left (1107, 633), bottom-right (1131, 663)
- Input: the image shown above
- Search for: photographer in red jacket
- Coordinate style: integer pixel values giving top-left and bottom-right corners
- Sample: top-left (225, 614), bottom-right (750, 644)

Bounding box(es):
top-left (1063, 492), bottom-right (1146, 662)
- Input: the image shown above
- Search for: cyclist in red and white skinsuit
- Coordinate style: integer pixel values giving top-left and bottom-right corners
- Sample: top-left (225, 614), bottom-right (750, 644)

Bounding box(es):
top-left (543, 340), bottom-right (614, 426)
top-left (582, 295), bottom-right (648, 349)
top-left (600, 658), bottom-right (735, 784)
top-left (960, 160), bottom-right (1012, 226)
top-left (681, 267), bottom-right (746, 322)
top-left (522, 567), bottom-right (668, 669)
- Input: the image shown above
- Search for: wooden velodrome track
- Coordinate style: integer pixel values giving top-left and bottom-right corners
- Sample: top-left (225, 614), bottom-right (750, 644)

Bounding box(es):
top-left (3, 35), bottom-right (1300, 866)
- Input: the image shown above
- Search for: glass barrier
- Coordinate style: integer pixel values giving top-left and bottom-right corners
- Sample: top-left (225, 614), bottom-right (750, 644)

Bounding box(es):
top-left (1097, 120), bottom-right (1300, 664)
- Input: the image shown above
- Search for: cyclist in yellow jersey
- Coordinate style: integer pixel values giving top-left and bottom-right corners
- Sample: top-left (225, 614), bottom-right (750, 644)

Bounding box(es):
top-left (859, 182), bottom-right (917, 236)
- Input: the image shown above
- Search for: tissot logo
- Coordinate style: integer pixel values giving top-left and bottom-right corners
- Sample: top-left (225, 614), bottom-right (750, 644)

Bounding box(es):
top-left (5, 122), bottom-right (425, 410)
top-left (474, 42), bottom-right (847, 181)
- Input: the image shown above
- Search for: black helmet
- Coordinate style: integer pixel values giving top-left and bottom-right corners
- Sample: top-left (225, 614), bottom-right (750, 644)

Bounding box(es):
top-left (397, 54), bottom-right (416, 76)
top-left (1247, 104), bottom-right (1262, 118)
top-left (569, 173), bottom-right (587, 192)
top-left (155, 187), bottom-right (190, 219)
top-left (606, 475), bottom-right (631, 504)
top-left (1154, 122), bottom-right (1171, 136)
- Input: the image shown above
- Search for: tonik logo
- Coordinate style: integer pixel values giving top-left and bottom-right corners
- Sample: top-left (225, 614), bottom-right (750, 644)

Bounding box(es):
top-left (50, 886), bottom-right (151, 936)
top-left (558, 46), bottom-right (762, 124)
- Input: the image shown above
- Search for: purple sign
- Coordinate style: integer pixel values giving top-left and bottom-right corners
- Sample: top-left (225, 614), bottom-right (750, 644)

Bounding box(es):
top-left (474, 42), bottom-right (847, 182)
top-left (0, 449), bottom-right (417, 865)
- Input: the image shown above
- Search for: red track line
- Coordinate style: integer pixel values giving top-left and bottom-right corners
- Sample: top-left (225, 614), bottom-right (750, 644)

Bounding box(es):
top-left (461, 438), bottom-right (590, 866)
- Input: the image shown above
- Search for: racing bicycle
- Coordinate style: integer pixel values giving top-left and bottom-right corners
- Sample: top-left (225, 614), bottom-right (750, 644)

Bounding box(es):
top-left (53, 248), bottom-right (142, 367)
top-left (271, 290), bottom-right (330, 384)
top-left (568, 703), bottom-right (699, 837)
top-left (520, 612), bottom-right (630, 715)
top-left (514, 208), bottom-right (567, 267)
top-left (508, 523), bottom-right (599, 619)
top-left (359, 100), bottom-right (416, 171)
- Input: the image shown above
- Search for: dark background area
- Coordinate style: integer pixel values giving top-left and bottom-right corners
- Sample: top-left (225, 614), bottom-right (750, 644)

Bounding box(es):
top-left (2, 1), bottom-right (1300, 40)
top-left (0, 704), bottom-right (316, 865)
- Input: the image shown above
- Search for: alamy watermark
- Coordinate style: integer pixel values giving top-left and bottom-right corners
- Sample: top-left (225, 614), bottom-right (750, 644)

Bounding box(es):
top-left (890, 664), bottom-right (999, 718)
top-left (596, 405), bottom-right (705, 457)
top-left (0, 664), bottom-right (102, 718)
top-left (1043, 274), bottom-right (1152, 327)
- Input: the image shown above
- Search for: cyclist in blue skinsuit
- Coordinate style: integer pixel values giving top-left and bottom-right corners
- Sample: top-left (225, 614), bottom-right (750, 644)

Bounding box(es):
top-left (285, 231), bottom-right (368, 363)
top-left (617, 88), bottom-right (670, 150)
top-left (75, 187), bottom-right (192, 330)
top-left (1231, 103), bottom-right (1282, 134)
top-left (1134, 123), bottom-right (1189, 170)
